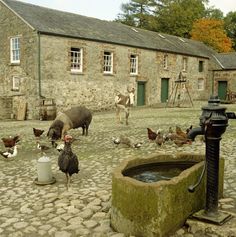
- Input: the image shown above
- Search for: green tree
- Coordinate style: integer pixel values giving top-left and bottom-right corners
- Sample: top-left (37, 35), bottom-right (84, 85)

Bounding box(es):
top-left (154, 0), bottom-right (207, 37)
top-left (224, 11), bottom-right (236, 50)
top-left (115, 0), bottom-right (159, 30)
top-left (191, 18), bottom-right (233, 52)
top-left (205, 7), bottom-right (224, 19)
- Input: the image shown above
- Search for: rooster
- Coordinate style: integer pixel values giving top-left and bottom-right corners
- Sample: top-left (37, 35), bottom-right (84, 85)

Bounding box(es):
top-left (147, 128), bottom-right (157, 140)
top-left (1, 135), bottom-right (20, 148)
top-left (33, 128), bottom-right (44, 138)
top-left (58, 135), bottom-right (79, 190)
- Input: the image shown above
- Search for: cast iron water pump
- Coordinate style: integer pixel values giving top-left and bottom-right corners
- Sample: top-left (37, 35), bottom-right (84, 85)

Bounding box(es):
top-left (187, 95), bottom-right (232, 225)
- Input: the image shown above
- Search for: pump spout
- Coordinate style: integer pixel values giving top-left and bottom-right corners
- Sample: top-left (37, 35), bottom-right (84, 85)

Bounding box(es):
top-left (187, 127), bottom-right (204, 141)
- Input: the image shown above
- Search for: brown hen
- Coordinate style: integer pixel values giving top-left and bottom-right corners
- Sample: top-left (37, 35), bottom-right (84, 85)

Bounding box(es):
top-left (147, 128), bottom-right (157, 140)
top-left (175, 126), bottom-right (188, 139)
top-left (1, 135), bottom-right (20, 148)
top-left (33, 128), bottom-right (44, 138)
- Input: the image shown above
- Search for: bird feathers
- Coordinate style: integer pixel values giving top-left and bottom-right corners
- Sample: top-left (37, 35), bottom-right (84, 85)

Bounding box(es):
top-left (0, 145), bottom-right (18, 158)
top-left (147, 128), bottom-right (157, 140)
top-left (33, 128), bottom-right (44, 138)
top-left (1, 135), bottom-right (20, 148)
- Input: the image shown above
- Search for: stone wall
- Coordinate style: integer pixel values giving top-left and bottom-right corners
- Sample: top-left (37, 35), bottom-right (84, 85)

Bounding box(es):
top-left (213, 70), bottom-right (236, 95)
top-left (0, 96), bottom-right (12, 119)
top-left (0, 1), bottom-right (39, 119)
top-left (0, 1), bottom-right (212, 120)
top-left (39, 34), bottom-right (211, 114)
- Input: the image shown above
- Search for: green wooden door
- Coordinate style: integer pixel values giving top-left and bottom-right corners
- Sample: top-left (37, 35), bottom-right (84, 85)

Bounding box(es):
top-left (161, 78), bottom-right (169, 103)
top-left (218, 81), bottom-right (227, 101)
top-left (137, 82), bottom-right (145, 106)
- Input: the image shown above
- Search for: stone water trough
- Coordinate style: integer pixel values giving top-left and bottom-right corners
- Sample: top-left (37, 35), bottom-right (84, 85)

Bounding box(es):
top-left (111, 153), bottom-right (224, 237)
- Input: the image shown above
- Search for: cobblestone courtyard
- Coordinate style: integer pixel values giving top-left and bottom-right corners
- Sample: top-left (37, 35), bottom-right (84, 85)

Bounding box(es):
top-left (0, 102), bottom-right (236, 237)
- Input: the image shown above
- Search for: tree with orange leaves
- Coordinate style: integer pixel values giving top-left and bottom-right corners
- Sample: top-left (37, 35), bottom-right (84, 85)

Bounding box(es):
top-left (191, 18), bottom-right (233, 53)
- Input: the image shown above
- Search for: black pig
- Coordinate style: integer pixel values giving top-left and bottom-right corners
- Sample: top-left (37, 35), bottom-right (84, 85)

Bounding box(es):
top-left (47, 106), bottom-right (92, 141)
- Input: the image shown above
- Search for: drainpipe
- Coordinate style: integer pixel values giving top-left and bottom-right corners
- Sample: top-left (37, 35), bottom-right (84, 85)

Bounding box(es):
top-left (211, 70), bottom-right (214, 95)
top-left (37, 31), bottom-right (42, 98)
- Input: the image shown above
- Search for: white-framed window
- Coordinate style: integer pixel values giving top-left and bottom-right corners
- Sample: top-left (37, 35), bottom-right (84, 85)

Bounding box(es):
top-left (130, 54), bottom-right (138, 75)
top-left (103, 51), bottom-right (113, 74)
top-left (70, 47), bottom-right (83, 72)
top-left (197, 78), bottom-right (204, 91)
top-left (10, 37), bottom-right (20, 63)
top-left (12, 76), bottom-right (20, 91)
top-left (182, 57), bottom-right (187, 71)
top-left (163, 54), bottom-right (168, 69)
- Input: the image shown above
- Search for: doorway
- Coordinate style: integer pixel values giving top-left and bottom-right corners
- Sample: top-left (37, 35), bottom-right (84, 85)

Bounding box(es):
top-left (137, 81), bottom-right (145, 106)
top-left (161, 78), bottom-right (169, 103)
top-left (218, 81), bottom-right (227, 101)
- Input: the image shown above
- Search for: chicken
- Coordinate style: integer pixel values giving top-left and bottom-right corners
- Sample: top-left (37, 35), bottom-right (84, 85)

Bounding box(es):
top-left (175, 126), bottom-right (187, 139)
top-left (112, 136), bottom-right (142, 148)
top-left (147, 128), bottom-right (157, 140)
top-left (112, 135), bottom-right (133, 147)
top-left (36, 141), bottom-right (50, 154)
top-left (163, 127), bottom-right (174, 142)
top-left (155, 132), bottom-right (164, 146)
top-left (58, 135), bottom-right (79, 190)
top-left (0, 145), bottom-right (18, 158)
top-left (119, 135), bottom-right (133, 147)
top-left (186, 125), bottom-right (193, 135)
top-left (33, 128), bottom-right (44, 138)
top-left (173, 138), bottom-right (192, 147)
top-left (133, 142), bottom-right (142, 148)
top-left (112, 137), bottom-right (121, 145)
top-left (1, 135), bottom-right (20, 148)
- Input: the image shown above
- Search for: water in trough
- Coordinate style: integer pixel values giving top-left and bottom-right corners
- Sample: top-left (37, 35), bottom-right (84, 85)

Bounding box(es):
top-left (123, 161), bottom-right (197, 183)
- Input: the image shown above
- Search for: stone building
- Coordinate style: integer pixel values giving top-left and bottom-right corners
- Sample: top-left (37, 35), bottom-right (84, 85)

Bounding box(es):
top-left (212, 53), bottom-right (236, 101)
top-left (0, 0), bottom-right (232, 120)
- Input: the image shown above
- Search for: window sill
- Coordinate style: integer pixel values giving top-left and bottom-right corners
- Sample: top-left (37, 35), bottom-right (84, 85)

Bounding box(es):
top-left (103, 73), bottom-right (114, 76)
top-left (70, 71), bottom-right (84, 75)
top-left (9, 62), bottom-right (20, 66)
top-left (130, 74), bottom-right (138, 77)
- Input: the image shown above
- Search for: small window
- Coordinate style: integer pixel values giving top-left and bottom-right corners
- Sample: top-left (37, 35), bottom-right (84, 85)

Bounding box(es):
top-left (182, 57), bottom-right (187, 71)
top-left (10, 37), bottom-right (20, 63)
top-left (199, 61), bottom-right (204, 72)
top-left (103, 51), bottom-right (113, 74)
top-left (12, 76), bottom-right (20, 91)
top-left (197, 78), bottom-right (204, 91)
top-left (163, 54), bottom-right (168, 69)
top-left (70, 47), bottom-right (83, 72)
top-left (130, 54), bottom-right (138, 75)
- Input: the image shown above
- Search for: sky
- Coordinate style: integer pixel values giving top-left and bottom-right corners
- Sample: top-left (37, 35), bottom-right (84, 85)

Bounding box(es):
top-left (18, 0), bottom-right (236, 21)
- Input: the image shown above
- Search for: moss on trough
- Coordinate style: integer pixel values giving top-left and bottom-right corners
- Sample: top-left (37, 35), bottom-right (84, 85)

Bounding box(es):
top-left (111, 153), bottom-right (225, 237)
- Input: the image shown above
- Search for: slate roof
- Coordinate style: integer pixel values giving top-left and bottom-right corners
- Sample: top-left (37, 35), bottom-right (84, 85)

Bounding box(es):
top-left (213, 52), bottom-right (236, 70)
top-left (2, 0), bottom-right (217, 58)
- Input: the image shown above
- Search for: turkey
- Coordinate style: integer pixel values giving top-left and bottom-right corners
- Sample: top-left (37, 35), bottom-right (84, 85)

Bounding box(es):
top-left (58, 135), bottom-right (79, 189)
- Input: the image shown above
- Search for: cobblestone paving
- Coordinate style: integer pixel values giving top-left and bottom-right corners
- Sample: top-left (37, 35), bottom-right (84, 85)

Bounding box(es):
top-left (0, 102), bottom-right (236, 237)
